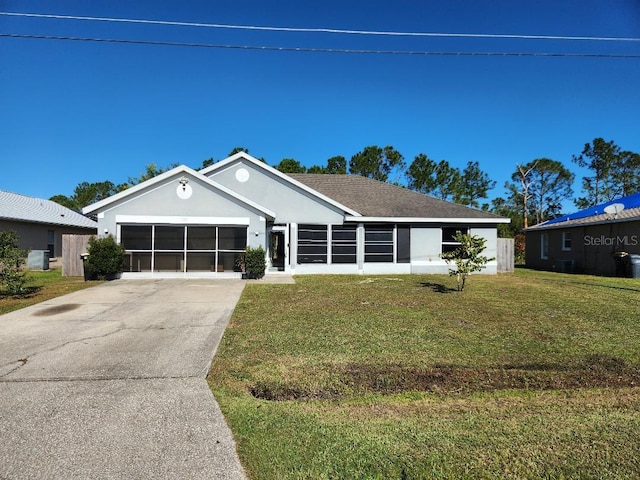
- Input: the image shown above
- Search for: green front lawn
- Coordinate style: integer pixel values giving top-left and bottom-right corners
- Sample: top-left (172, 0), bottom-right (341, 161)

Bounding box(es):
top-left (208, 270), bottom-right (640, 479)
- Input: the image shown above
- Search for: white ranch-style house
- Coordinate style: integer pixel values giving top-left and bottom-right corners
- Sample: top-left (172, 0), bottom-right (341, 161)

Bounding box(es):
top-left (83, 152), bottom-right (509, 278)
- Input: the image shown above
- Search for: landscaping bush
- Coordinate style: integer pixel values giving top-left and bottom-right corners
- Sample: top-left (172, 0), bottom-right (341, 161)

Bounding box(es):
top-left (244, 245), bottom-right (266, 279)
top-left (84, 235), bottom-right (126, 280)
top-left (0, 230), bottom-right (30, 295)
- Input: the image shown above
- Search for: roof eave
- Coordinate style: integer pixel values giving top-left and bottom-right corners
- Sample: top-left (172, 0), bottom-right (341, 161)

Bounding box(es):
top-left (0, 216), bottom-right (97, 229)
top-left (526, 214), bottom-right (640, 231)
top-left (344, 216), bottom-right (510, 224)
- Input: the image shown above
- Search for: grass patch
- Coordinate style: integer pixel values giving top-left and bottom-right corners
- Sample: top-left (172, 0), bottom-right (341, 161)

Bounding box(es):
top-left (0, 268), bottom-right (102, 315)
top-left (208, 270), bottom-right (640, 479)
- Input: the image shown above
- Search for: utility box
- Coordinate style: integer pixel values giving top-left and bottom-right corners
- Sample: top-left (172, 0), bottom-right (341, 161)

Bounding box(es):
top-left (27, 250), bottom-right (50, 270)
top-left (629, 254), bottom-right (640, 279)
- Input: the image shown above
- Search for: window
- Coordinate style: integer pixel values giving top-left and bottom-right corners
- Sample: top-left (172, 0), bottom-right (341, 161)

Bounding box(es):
top-left (442, 227), bottom-right (468, 253)
top-left (365, 225), bottom-right (394, 262)
top-left (541, 233), bottom-right (549, 260)
top-left (562, 232), bottom-right (572, 251)
top-left (298, 225), bottom-right (328, 264)
top-left (332, 225), bottom-right (357, 264)
top-left (47, 230), bottom-right (55, 258)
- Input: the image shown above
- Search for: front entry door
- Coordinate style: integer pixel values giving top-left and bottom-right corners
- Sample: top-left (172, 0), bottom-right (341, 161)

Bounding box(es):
top-left (270, 231), bottom-right (285, 271)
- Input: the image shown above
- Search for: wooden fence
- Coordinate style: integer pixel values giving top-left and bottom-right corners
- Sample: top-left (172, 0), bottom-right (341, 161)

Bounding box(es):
top-left (62, 234), bottom-right (93, 277)
top-left (496, 238), bottom-right (515, 273)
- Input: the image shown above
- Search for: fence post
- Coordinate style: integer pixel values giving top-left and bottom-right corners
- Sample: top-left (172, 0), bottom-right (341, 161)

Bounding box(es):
top-left (497, 238), bottom-right (515, 273)
top-left (62, 234), bottom-right (93, 276)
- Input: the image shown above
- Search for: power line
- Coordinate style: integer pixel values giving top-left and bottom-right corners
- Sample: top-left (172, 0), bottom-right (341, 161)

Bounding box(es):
top-left (2, 33), bottom-right (640, 58)
top-left (2, 11), bottom-right (640, 43)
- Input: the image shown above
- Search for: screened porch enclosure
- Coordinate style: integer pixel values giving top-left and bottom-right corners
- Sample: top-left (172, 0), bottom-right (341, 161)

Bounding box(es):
top-left (120, 225), bottom-right (247, 273)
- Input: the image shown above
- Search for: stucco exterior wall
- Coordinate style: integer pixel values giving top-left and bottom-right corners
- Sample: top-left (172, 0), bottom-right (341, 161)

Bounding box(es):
top-left (409, 224), bottom-right (499, 274)
top-left (410, 226), bottom-right (449, 274)
top-left (205, 160), bottom-right (346, 224)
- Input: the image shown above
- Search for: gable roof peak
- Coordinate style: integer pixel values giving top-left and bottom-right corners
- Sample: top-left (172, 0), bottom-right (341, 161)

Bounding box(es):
top-left (201, 154), bottom-right (361, 216)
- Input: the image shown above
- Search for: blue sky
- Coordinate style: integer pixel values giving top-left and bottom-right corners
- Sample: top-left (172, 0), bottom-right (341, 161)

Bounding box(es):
top-left (1, 0), bottom-right (639, 211)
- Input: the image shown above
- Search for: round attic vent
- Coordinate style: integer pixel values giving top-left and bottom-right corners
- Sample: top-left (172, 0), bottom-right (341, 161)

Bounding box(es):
top-left (176, 183), bottom-right (193, 200)
top-left (235, 168), bottom-right (250, 183)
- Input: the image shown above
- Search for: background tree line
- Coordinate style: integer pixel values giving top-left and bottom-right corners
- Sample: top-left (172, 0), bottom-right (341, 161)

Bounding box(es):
top-left (51, 138), bottom-right (639, 239)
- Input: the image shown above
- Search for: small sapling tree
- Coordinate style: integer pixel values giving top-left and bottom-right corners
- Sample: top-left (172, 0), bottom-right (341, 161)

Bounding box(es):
top-left (0, 230), bottom-right (29, 295)
top-left (441, 231), bottom-right (494, 291)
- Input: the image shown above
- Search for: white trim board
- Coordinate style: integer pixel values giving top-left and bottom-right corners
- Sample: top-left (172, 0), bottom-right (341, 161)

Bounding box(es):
top-left (115, 215), bottom-right (250, 225)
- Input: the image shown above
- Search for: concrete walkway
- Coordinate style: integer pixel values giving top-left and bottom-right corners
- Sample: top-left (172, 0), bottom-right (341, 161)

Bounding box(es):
top-left (0, 279), bottom-right (248, 479)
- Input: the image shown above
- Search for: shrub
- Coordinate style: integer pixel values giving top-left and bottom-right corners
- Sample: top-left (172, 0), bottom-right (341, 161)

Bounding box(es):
top-left (84, 235), bottom-right (125, 280)
top-left (245, 245), bottom-right (266, 279)
top-left (0, 230), bottom-right (29, 295)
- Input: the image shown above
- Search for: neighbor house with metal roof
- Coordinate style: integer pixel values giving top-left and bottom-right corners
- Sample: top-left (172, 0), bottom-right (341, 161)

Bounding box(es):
top-left (525, 193), bottom-right (640, 276)
top-left (0, 190), bottom-right (97, 260)
top-left (83, 152), bottom-right (509, 278)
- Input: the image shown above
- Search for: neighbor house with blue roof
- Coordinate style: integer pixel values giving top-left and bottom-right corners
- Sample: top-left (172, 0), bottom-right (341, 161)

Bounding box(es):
top-left (525, 193), bottom-right (640, 276)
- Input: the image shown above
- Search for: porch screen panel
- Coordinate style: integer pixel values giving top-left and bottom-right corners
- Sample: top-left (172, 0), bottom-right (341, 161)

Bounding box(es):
top-left (121, 225), bottom-right (152, 272)
top-left (121, 224), bottom-right (247, 273)
top-left (331, 225), bottom-right (357, 264)
top-left (186, 226), bottom-right (217, 272)
top-left (121, 225), bottom-right (152, 250)
top-left (219, 227), bottom-right (247, 250)
top-left (155, 226), bottom-right (184, 250)
top-left (298, 225), bottom-right (328, 264)
top-left (218, 227), bottom-right (247, 273)
top-left (365, 225), bottom-right (394, 262)
top-left (187, 226), bottom-right (216, 250)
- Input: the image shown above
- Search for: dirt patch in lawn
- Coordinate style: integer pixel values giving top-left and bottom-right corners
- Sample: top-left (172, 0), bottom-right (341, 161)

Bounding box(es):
top-left (250, 354), bottom-right (640, 401)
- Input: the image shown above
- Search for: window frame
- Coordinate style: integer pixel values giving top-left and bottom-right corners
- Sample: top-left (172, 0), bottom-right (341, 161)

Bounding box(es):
top-left (441, 227), bottom-right (469, 254)
top-left (297, 224), bottom-right (328, 264)
top-left (331, 224), bottom-right (357, 264)
top-left (364, 224), bottom-right (395, 263)
top-left (562, 232), bottom-right (572, 252)
top-left (541, 233), bottom-right (549, 260)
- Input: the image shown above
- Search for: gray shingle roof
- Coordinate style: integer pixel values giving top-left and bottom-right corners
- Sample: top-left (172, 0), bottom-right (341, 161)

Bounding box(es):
top-left (0, 190), bottom-right (97, 229)
top-left (288, 174), bottom-right (504, 219)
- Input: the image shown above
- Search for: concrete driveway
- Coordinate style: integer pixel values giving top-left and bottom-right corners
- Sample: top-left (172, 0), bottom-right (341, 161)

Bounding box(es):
top-left (0, 279), bottom-right (247, 479)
